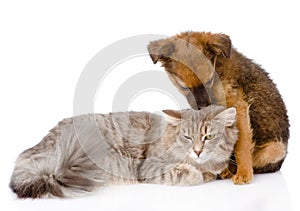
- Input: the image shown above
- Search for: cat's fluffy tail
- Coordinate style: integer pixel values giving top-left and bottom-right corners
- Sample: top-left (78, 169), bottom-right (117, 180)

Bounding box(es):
top-left (10, 121), bottom-right (103, 198)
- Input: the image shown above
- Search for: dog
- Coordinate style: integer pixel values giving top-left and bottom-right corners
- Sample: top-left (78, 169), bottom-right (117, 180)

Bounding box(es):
top-left (147, 32), bottom-right (289, 184)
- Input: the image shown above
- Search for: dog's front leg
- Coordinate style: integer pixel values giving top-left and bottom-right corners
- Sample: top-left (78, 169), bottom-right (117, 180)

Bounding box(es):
top-left (232, 99), bottom-right (254, 184)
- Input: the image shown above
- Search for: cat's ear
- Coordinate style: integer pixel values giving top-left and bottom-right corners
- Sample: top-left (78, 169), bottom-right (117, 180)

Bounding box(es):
top-left (214, 107), bottom-right (236, 126)
top-left (162, 110), bottom-right (181, 124)
top-left (162, 110), bottom-right (182, 119)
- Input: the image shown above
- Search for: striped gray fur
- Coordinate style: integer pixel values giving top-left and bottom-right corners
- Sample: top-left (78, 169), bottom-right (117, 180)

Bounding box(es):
top-left (10, 105), bottom-right (237, 198)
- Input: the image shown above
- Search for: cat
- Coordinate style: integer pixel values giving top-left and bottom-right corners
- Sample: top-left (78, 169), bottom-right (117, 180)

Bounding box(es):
top-left (10, 105), bottom-right (238, 198)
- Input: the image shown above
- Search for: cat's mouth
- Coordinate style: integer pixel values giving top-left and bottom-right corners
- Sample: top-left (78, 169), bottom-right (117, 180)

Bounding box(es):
top-left (189, 151), bottom-right (211, 164)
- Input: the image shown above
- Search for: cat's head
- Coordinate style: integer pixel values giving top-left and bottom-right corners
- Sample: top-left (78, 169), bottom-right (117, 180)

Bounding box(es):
top-left (162, 105), bottom-right (238, 166)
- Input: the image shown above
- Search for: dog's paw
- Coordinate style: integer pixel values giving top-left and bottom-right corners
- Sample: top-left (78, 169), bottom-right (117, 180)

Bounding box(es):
top-left (232, 170), bottom-right (253, 185)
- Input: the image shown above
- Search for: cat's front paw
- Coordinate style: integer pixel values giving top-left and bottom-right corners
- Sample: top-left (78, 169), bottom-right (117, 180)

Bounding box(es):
top-left (202, 172), bottom-right (217, 182)
top-left (232, 169), bottom-right (253, 185)
top-left (219, 168), bottom-right (234, 179)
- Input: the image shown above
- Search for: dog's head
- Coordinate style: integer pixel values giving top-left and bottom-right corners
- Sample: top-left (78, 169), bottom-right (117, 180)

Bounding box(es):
top-left (148, 32), bottom-right (231, 109)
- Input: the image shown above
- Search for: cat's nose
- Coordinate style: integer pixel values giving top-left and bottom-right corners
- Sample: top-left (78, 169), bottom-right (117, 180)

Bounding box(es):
top-left (194, 149), bottom-right (202, 157)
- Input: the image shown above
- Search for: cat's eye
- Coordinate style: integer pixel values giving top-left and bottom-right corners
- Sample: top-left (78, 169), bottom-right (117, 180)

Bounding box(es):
top-left (204, 134), bottom-right (216, 141)
top-left (183, 135), bottom-right (193, 141)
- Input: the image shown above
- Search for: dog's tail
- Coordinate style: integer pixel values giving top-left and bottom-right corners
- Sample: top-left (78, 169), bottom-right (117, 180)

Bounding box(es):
top-left (10, 121), bottom-right (103, 198)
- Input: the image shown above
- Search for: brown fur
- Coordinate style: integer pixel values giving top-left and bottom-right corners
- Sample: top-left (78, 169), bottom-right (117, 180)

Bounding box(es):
top-left (253, 142), bottom-right (287, 171)
top-left (148, 32), bottom-right (289, 184)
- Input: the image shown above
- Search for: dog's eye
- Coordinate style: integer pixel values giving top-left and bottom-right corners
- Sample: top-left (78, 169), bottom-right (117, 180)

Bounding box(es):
top-left (176, 80), bottom-right (190, 91)
top-left (180, 85), bottom-right (189, 91)
top-left (205, 77), bottom-right (214, 88)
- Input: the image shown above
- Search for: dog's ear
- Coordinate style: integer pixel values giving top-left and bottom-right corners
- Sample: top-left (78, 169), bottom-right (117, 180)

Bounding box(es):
top-left (148, 40), bottom-right (175, 64)
top-left (205, 34), bottom-right (232, 58)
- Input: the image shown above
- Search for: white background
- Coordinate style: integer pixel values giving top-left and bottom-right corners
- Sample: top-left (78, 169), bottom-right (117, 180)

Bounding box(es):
top-left (1, 1), bottom-right (299, 211)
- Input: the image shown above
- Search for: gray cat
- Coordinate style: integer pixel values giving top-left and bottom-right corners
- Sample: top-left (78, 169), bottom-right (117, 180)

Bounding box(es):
top-left (10, 105), bottom-right (238, 198)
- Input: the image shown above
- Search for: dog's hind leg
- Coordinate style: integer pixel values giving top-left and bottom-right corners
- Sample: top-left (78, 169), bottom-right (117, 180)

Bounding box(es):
top-left (252, 141), bottom-right (287, 173)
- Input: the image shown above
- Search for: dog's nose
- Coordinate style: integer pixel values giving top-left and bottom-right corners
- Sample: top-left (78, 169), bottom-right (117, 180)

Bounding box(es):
top-left (197, 106), bottom-right (205, 110)
top-left (198, 104), bottom-right (210, 110)
top-left (191, 87), bottom-right (211, 109)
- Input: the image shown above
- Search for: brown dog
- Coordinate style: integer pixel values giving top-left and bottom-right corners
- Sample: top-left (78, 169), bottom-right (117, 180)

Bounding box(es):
top-left (148, 32), bottom-right (289, 184)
